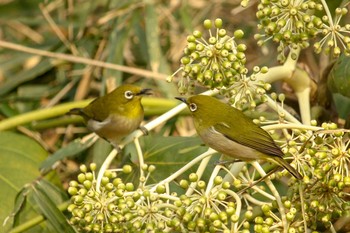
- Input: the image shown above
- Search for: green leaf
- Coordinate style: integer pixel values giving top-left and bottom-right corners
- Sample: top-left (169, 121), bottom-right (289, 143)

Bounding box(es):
top-left (40, 134), bottom-right (97, 173)
top-left (0, 58), bottom-right (56, 96)
top-left (0, 131), bottom-right (47, 232)
top-left (123, 135), bottom-right (219, 186)
top-left (327, 54), bottom-right (350, 98)
top-left (327, 54), bottom-right (350, 118)
top-left (31, 181), bottom-right (75, 233)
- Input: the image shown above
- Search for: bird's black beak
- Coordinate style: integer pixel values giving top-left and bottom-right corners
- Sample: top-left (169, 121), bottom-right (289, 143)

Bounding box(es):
top-left (138, 88), bottom-right (152, 96)
top-left (175, 97), bottom-right (187, 104)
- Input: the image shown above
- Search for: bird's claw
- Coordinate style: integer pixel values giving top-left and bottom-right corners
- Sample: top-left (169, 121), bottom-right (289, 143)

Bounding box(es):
top-left (139, 126), bottom-right (149, 136)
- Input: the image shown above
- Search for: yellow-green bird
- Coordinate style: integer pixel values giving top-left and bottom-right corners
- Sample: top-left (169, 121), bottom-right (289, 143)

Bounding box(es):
top-left (68, 84), bottom-right (151, 147)
top-left (176, 95), bottom-right (302, 179)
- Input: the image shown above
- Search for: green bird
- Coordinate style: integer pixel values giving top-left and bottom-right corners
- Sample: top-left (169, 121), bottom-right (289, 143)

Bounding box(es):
top-left (176, 95), bottom-right (302, 179)
top-left (68, 84), bottom-right (151, 147)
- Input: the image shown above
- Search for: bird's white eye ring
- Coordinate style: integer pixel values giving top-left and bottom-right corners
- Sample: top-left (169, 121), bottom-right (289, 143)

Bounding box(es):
top-left (189, 103), bottom-right (197, 112)
top-left (124, 91), bottom-right (134, 99)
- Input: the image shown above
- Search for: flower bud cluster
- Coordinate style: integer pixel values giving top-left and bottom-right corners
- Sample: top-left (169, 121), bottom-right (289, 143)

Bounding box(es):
top-left (255, 0), bottom-right (350, 58)
top-left (284, 123), bottom-right (350, 229)
top-left (169, 18), bottom-right (271, 110)
top-left (173, 18), bottom-right (246, 93)
top-left (177, 174), bottom-right (242, 232)
top-left (67, 164), bottom-right (178, 232)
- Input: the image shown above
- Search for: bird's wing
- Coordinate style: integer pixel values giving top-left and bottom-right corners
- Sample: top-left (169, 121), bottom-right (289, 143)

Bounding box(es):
top-left (214, 122), bottom-right (283, 157)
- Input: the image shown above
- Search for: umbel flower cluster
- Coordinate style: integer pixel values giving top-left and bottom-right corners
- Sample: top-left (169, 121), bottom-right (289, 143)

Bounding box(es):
top-left (67, 124), bottom-right (350, 232)
top-left (254, 0), bottom-right (350, 59)
top-left (168, 18), bottom-right (271, 110)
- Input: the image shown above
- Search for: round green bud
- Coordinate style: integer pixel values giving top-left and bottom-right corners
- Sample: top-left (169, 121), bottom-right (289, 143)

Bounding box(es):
top-left (196, 43), bottom-right (205, 52)
top-left (183, 212), bottom-right (193, 222)
top-left (103, 170), bottom-right (113, 179)
top-left (179, 179), bottom-right (189, 189)
top-left (187, 42), bottom-right (196, 51)
top-left (226, 206), bottom-right (235, 216)
top-left (208, 37), bottom-right (217, 45)
top-left (115, 189), bottom-right (124, 197)
top-left (261, 204), bottom-right (271, 214)
top-left (245, 210), bottom-right (253, 221)
top-left (344, 176), bottom-right (350, 185)
top-left (196, 217), bottom-right (206, 229)
top-left (203, 19), bottom-right (212, 29)
top-left (83, 180), bottom-right (92, 190)
top-left (80, 164), bottom-right (87, 173)
top-left (209, 212), bottom-right (219, 221)
top-left (243, 221), bottom-right (250, 229)
top-left (156, 184), bottom-right (166, 194)
top-left (72, 208), bottom-right (85, 218)
top-left (233, 179), bottom-right (242, 188)
top-left (214, 176), bottom-right (223, 185)
top-left (143, 189), bottom-right (150, 197)
top-left (187, 35), bottom-right (196, 42)
top-left (222, 181), bottom-right (230, 189)
top-left (234, 29), bottom-right (244, 39)
top-left (101, 177), bottom-right (109, 186)
top-left (73, 195), bottom-right (84, 205)
top-left (217, 191), bottom-right (227, 201)
top-left (255, 216), bottom-right (264, 224)
top-left (193, 30), bottom-right (202, 38)
top-left (254, 224), bottom-right (262, 232)
top-left (174, 199), bottom-right (182, 207)
top-left (84, 203), bottom-right (92, 212)
top-left (231, 214), bottom-right (239, 223)
top-left (213, 219), bottom-right (222, 228)
top-left (122, 165), bottom-right (133, 174)
top-left (218, 29), bottom-right (227, 37)
top-left (187, 221), bottom-right (196, 231)
top-left (286, 212), bottom-right (295, 221)
top-left (87, 190), bottom-right (95, 198)
top-left (69, 180), bottom-right (79, 188)
top-left (189, 173), bottom-right (198, 182)
top-left (77, 173), bottom-right (86, 183)
top-left (86, 172), bottom-right (94, 181)
top-left (214, 18), bottom-right (223, 28)
top-left (67, 204), bottom-right (76, 212)
top-left (284, 200), bottom-right (291, 208)
top-left (197, 180), bottom-right (206, 189)
top-left (68, 186), bottom-right (78, 195)
top-left (148, 165), bottom-right (156, 173)
top-left (265, 217), bottom-right (274, 225)
top-left (125, 182), bottom-right (135, 191)
top-left (89, 163), bottom-right (96, 171)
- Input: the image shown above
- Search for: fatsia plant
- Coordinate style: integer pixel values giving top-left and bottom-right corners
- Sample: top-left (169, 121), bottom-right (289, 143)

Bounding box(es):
top-left (67, 1), bottom-right (350, 232)
top-left (1, 1), bottom-right (350, 233)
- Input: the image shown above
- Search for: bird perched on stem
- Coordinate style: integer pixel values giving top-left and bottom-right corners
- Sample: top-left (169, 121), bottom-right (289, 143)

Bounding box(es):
top-left (176, 95), bottom-right (302, 179)
top-left (68, 84), bottom-right (151, 148)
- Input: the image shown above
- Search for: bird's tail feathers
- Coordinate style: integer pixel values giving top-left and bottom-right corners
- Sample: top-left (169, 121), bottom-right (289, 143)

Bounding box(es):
top-left (271, 156), bottom-right (302, 179)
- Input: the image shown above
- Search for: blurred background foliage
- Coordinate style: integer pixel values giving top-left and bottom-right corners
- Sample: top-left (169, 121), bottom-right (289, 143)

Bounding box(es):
top-left (0, 0), bottom-right (349, 232)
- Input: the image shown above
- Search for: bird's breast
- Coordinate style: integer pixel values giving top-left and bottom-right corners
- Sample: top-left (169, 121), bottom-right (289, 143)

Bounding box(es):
top-left (199, 127), bottom-right (269, 161)
top-left (87, 114), bottom-right (143, 143)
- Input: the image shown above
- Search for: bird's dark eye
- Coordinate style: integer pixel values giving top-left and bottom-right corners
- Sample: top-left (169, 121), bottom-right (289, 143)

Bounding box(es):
top-left (189, 103), bottom-right (197, 112)
top-left (124, 91), bottom-right (134, 99)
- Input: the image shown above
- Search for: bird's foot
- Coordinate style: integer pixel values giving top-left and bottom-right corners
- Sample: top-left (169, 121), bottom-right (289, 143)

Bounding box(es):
top-left (215, 159), bottom-right (242, 166)
top-left (139, 126), bottom-right (149, 136)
